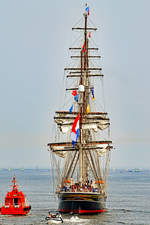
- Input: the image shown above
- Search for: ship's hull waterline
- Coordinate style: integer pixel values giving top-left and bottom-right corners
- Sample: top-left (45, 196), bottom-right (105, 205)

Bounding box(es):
top-left (58, 192), bottom-right (106, 214)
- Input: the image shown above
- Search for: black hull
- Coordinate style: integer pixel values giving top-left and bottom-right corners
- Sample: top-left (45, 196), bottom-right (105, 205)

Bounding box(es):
top-left (58, 192), bottom-right (106, 214)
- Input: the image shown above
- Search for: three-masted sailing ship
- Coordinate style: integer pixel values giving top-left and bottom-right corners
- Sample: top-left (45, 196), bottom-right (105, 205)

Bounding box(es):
top-left (48, 5), bottom-right (113, 214)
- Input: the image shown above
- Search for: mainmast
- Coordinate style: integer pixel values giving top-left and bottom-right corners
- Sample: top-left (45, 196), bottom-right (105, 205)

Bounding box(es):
top-left (79, 12), bottom-right (89, 183)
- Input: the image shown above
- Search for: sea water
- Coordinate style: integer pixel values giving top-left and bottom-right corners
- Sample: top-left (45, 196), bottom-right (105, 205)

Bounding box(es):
top-left (0, 169), bottom-right (150, 225)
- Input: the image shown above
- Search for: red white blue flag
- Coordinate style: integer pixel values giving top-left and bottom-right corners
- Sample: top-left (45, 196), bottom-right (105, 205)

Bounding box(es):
top-left (71, 113), bottom-right (79, 147)
top-left (85, 5), bottom-right (90, 15)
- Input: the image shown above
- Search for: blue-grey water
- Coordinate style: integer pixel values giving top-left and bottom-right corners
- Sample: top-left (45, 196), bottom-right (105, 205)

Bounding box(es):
top-left (0, 169), bottom-right (150, 225)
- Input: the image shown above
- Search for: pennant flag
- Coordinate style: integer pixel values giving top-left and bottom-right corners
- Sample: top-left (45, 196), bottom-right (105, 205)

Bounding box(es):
top-left (89, 32), bottom-right (91, 38)
top-left (91, 87), bottom-right (94, 96)
top-left (69, 104), bottom-right (73, 113)
top-left (74, 94), bottom-right (79, 102)
top-left (85, 6), bottom-right (90, 15)
top-left (82, 42), bottom-right (86, 53)
top-left (91, 87), bottom-right (95, 100)
top-left (71, 113), bottom-right (79, 147)
top-left (86, 104), bottom-right (90, 114)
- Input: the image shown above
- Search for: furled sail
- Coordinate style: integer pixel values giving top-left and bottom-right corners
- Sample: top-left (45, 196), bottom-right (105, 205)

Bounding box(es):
top-left (53, 151), bottom-right (67, 158)
top-left (48, 141), bottom-right (112, 158)
top-left (55, 111), bottom-right (108, 116)
top-left (96, 144), bottom-right (111, 157)
top-left (54, 112), bottom-right (110, 133)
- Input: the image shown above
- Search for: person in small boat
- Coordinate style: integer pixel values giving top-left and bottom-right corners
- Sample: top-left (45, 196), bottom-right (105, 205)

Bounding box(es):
top-left (48, 212), bottom-right (56, 218)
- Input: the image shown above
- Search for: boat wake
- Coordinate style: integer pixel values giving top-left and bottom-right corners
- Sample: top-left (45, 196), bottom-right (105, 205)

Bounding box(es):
top-left (111, 208), bottom-right (150, 214)
top-left (64, 216), bottom-right (89, 223)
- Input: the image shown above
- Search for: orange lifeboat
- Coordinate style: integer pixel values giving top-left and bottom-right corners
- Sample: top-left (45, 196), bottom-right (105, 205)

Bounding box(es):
top-left (0, 176), bottom-right (31, 215)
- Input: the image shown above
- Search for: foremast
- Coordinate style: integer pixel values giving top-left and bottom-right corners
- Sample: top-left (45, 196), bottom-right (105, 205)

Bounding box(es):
top-left (48, 6), bottom-right (113, 195)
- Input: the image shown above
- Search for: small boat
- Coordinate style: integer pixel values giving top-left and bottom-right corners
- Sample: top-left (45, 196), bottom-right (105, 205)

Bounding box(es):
top-left (45, 211), bottom-right (63, 223)
top-left (0, 176), bottom-right (31, 215)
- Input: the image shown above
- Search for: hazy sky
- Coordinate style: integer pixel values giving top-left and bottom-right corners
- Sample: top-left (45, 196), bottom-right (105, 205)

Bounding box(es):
top-left (0, 0), bottom-right (150, 169)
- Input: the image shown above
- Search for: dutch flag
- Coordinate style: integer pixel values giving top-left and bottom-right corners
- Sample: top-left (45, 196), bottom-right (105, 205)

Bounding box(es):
top-left (71, 113), bottom-right (79, 148)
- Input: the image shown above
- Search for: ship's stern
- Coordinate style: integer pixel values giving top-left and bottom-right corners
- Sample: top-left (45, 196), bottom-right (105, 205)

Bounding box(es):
top-left (58, 192), bottom-right (106, 214)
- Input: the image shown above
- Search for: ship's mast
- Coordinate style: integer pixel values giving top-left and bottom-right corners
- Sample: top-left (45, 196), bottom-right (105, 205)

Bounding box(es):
top-left (79, 12), bottom-right (89, 183)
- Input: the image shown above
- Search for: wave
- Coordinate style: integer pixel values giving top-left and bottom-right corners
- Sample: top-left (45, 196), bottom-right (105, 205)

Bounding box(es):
top-left (109, 208), bottom-right (150, 214)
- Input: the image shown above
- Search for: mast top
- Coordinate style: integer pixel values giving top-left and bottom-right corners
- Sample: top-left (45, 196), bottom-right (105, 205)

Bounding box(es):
top-left (12, 176), bottom-right (17, 190)
top-left (84, 3), bottom-right (90, 17)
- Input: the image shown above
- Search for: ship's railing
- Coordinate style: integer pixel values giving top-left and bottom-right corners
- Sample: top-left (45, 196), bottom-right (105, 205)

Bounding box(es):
top-left (58, 184), bottom-right (104, 194)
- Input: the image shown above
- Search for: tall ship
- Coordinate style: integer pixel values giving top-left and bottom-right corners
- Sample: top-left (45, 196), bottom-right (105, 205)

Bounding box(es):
top-left (48, 4), bottom-right (113, 214)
